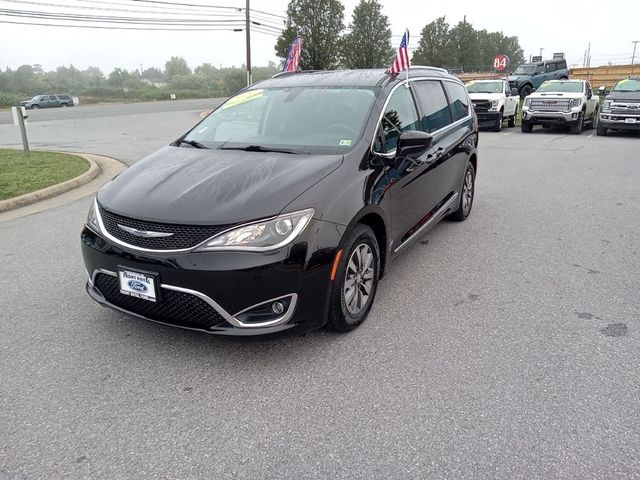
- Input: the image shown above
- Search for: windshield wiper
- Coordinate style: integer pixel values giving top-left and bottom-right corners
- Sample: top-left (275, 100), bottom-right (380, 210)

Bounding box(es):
top-left (176, 139), bottom-right (208, 149)
top-left (219, 145), bottom-right (298, 154)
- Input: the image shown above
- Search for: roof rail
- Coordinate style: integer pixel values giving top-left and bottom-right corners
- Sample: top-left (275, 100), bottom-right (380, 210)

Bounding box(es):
top-left (272, 70), bottom-right (323, 79)
top-left (409, 65), bottom-right (449, 74)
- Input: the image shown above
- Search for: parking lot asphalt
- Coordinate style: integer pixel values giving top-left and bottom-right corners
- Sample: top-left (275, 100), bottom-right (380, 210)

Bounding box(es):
top-left (1, 103), bottom-right (639, 479)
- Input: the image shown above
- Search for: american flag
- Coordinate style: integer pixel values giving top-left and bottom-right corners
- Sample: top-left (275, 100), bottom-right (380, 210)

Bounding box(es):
top-left (388, 30), bottom-right (410, 74)
top-left (283, 36), bottom-right (303, 72)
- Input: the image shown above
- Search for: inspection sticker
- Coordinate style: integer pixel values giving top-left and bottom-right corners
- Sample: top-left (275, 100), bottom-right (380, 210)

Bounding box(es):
top-left (339, 139), bottom-right (352, 146)
top-left (221, 89), bottom-right (264, 109)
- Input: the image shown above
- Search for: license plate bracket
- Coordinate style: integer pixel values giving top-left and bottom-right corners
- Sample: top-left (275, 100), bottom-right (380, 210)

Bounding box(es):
top-left (117, 268), bottom-right (160, 302)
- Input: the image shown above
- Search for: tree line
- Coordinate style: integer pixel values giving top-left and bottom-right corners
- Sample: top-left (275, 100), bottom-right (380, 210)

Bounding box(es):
top-left (0, 58), bottom-right (279, 108)
top-left (276, 0), bottom-right (525, 72)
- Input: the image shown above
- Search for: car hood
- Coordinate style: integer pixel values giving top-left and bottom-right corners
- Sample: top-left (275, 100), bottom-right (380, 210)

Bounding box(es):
top-left (605, 91), bottom-right (640, 102)
top-left (469, 93), bottom-right (503, 101)
top-left (98, 146), bottom-right (343, 225)
top-left (506, 75), bottom-right (529, 83)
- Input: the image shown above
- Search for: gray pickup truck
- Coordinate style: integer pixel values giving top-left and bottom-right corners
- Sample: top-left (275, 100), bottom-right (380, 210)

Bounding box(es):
top-left (598, 77), bottom-right (640, 136)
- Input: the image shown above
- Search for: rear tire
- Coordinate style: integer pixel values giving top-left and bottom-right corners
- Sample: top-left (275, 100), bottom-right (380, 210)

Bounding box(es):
top-left (508, 108), bottom-right (517, 128)
top-left (61, 103), bottom-right (69, 108)
top-left (586, 107), bottom-right (598, 129)
top-left (327, 224), bottom-right (380, 332)
top-left (521, 121), bottom-right (533, 133)
top-left (449, 161), bottom-right (475, 222)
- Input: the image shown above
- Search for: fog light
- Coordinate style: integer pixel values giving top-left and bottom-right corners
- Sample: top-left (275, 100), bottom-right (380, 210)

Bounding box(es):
top-left (272, 301), bottom-right (285, 315)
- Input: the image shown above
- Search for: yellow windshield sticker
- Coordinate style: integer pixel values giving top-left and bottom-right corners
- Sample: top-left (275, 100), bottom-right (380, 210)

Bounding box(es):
top-left (339, 139), bottom-right (352, 146)
top-left (618, 79), bottom-right (630, 85)
top-left (222, 89), bottom-right (264, 109)
top-left (466, 81), bottom-right (475, 86)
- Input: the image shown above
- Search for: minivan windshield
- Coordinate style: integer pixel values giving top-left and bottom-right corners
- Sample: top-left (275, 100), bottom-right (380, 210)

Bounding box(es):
top-left (183, 86), bottom-right (379, 154)
top-left (466, 81), bottom-right (503, 93)
top-left (612, 78), bottom-right (640, 92)
top-left (514, 65), bottom-right (536, 75)
top-left (537, 81), bottom-right (583, 93)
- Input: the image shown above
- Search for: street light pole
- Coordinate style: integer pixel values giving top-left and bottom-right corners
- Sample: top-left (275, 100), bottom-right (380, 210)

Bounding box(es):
top-left (632, 41), bottom-right (639, 73)
top-left (539, 47), bottom-right (544, 58)
top-left (245, 0), bottom-right (252, 86)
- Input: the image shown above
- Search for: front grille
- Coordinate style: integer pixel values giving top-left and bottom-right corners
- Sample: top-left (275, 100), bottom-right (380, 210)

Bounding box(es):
top-left (472, 100), bottom-right (491, 112)
top-left (530, 98), bottom-right (571, 112)
top-left (98, 204), bottom-right (232, 250)
top-left (611, 103), bottom-right (640, 115)
top-left (94, 273), bottom-right (229, 330)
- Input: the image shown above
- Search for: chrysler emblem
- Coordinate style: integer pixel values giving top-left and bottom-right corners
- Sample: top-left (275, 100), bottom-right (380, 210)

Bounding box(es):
top-left (117, 224), bottom-right (174, 238)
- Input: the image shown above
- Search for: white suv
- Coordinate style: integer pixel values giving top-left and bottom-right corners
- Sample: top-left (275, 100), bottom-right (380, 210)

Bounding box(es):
top-left (521, 79), bottom-right (599, 134)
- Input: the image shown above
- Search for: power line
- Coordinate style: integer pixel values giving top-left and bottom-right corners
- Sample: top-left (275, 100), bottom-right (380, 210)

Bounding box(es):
top-left (0, 17), bottom-right (242, 30)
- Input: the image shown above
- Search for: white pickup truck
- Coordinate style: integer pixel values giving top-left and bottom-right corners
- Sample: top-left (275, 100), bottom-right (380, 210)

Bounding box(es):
top-left (466, 79), bottom-right (520, 132)
top-left (521, 79), bottom-right (599, 134)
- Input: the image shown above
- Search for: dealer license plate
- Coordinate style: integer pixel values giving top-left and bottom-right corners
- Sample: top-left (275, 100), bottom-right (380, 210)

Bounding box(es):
top-left (625, 118), bottom-right (637, 124)
top-left (118, 269), bottom-right (157, 302)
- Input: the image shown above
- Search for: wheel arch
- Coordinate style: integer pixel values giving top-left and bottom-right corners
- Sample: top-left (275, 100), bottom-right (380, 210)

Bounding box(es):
top-left (348, 209), bottom-right (389, 278)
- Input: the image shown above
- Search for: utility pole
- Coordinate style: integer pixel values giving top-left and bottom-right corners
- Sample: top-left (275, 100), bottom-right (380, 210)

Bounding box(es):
top-left (245, 0), bottom-right (252, 86)
top-left (539, 47), bottom-right (544, 58)
top-left (632, 41), bottom-right (639, 73)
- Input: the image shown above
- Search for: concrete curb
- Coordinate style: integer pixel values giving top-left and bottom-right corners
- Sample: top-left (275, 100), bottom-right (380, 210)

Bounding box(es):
top-left (0, 152), bottom-right (127, 223)
top-left (0, 152), bottom-right (101, 213)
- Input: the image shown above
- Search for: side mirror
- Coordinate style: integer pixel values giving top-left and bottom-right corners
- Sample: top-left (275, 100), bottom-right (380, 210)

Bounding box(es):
top-left (531, 88), bottom-right (537, 93)
top-left (598, 86), bottom-right (606, 95)
top-left (396, 130), bottom-right (433, 165)
top-left (511, 88), bottom-right (519, 96)
top-left (587, 92), bottom-right (593, 100)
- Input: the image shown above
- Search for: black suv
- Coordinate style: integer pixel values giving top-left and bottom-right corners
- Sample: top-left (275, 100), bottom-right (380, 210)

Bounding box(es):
top-left (21, 94), bottom-right (75, 109)
top-left (508, 59), bottom-right (569, 98)
top-left (598, 77), bottom-right (640, 136)
top-left (82, 67), bottom-right (479, 337)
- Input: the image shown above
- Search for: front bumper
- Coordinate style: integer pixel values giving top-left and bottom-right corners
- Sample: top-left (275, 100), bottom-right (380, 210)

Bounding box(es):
top-left (81, 219), bottom-right (344, 337)
top-left (474, 110), bottom-right (501, 127)
top-left (521, 110), bottom-right (581, 125)
top-left (599, 113), bottom-right (640, 131)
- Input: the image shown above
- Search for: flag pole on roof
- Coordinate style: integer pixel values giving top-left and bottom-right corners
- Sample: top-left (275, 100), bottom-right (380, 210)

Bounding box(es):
top-left (388, 29), bottom-right (410, 85)
top-left (283, 35), bottom-right (303, 72)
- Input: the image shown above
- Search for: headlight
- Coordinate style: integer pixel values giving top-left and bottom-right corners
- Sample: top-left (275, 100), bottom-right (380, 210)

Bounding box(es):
top-left (602, 100), bottom-right (612, 111)
top-left (86, 199), bottom-right (100, 233)
top-left (197, 208), bottom-right (314, 252)
top-left (524, 98), bottom-right (531, 108)
top-left (491, 100), bottom-right (499, 108)
top-left (570, 98), bottom-right (582, 109)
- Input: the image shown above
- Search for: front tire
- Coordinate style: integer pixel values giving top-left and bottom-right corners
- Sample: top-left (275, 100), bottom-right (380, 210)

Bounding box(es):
top-left (449, 161), bottom-right (475, 222)
top-left (597, 124), bottom-right (608, 136)
top-left (521, 121), bottom-right (533, 133)
top-left (571, 112), bottom-right (584, 135)
top-left (327, 224), bottom-right (380, 332)
top-left (492, 111), bottom-right (503, 132)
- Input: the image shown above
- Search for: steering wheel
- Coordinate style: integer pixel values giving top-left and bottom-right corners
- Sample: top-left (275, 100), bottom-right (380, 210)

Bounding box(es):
top-left (325, 124), bottom-right (357, 136)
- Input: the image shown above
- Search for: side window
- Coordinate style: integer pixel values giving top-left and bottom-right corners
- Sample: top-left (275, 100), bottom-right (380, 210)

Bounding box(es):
top-left (546, 63), bottom-right (556, 72)
top-left (49, 96), bottom-right (58, 101)
top-left (535, 65), bottom-right (545, 75)
top-left (444, 81), bottom-right (470, 122)
top-left (412, 80), bottom-right (453, 133)
top-left (374, 86), bottom-right (420, 154)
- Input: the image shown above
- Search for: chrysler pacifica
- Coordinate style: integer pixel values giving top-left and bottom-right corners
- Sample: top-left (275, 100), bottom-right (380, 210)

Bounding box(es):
top-left (81, 67), bottom-right (478, 336)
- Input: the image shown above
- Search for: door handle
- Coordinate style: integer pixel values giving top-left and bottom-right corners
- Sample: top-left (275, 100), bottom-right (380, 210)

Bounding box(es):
top-left (425, 147), bottom-right (445, 164)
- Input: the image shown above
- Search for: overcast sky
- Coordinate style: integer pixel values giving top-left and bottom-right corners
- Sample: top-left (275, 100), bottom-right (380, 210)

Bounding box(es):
top-left (1, 0), bottom-right (639, 73)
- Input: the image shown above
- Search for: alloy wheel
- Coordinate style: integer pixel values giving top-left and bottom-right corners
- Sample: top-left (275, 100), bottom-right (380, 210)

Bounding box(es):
top-left (343, 243), bottom-right (375, 315)
top-left (462, 168), bottom-right (474, 215)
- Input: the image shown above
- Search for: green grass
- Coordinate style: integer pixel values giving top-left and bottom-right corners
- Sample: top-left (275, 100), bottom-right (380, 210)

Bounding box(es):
top-left (0, 149), bottom-right (89, 201)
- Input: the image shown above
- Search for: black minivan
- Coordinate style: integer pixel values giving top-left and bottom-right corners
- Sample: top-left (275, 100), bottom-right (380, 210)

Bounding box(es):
top-left (82, 67), bottom-right (479, 336)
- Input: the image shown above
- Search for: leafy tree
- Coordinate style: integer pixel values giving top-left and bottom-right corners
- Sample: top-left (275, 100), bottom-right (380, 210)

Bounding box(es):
top-left (341, 0), bottom-right (393, 69)
top-left (411, 16), bottom-right (456, 68)
top-left (142, 67), bottom-right (164, 82)
top-left (448, 20), bottom-right (480, 72)
top-left (108, 68), bottom-right (129, 88)
top-left (275, 0), bottom-right (345, 70)
top-left (164, 56), bottom-right (191, 81)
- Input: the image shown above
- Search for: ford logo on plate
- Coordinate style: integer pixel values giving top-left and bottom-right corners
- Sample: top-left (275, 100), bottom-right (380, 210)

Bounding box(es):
top-left (128, 280), bottom-right (148, 293)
